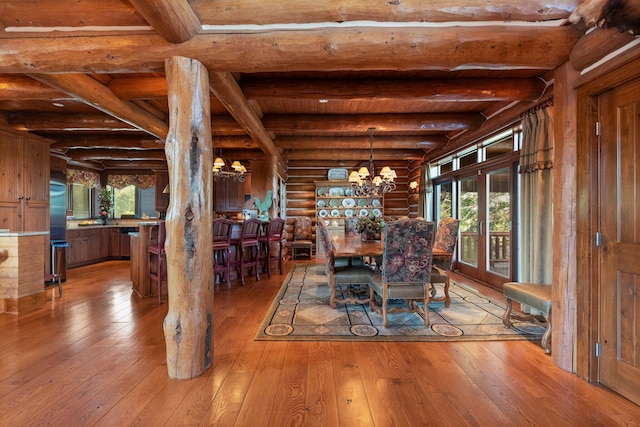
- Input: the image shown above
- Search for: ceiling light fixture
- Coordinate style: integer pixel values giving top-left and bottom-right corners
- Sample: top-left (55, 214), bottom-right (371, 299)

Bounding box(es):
top-left (211, 133), bottom-right (246, 182)
top-left (348, 128), bottom-right (396, 197)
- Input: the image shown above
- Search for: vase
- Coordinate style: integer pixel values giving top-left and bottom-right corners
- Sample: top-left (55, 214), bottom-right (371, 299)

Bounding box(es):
top-left (361, 231), bottom-right (381, 242)
top-left (101, 216), bottom-right (108, 225)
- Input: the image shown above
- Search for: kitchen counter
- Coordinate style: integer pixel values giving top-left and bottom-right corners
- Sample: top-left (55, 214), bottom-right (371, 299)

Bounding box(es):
top-left (0, 231), bottom-right (49, 237)
top-left (0, 233), bottom-right (46, 313)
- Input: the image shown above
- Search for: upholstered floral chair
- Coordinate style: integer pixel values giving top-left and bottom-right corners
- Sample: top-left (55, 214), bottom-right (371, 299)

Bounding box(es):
top-left (317, 218), bottom-right (373, 308)
top-left (429, 217), bottom-right (460, 307)
top-left (291, 217), bottom-right (313, 260)
top-left (369, 218), bottom-right (436, 327)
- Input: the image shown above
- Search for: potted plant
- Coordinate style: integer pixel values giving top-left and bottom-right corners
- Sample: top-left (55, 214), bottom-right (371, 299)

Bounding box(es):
top-left (97, 187), bottom-right (113, 225)
top-left (356, 213), bottom-right (385, 241)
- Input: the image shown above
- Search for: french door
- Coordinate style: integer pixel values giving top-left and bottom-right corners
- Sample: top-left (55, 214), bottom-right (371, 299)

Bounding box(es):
top-left (454, 162), bottom-right (516, 288)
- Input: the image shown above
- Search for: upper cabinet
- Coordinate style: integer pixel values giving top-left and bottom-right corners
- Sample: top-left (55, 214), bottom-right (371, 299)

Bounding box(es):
top-left (0, 130), bottom-right (50, 232)
top-left (214, 174), bottom-right (251, 213)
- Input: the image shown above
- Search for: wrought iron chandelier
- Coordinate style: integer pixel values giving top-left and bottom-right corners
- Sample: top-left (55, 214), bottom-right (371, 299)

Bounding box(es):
top-left (211, 134), bottom-right (247, 182)
top-left (348, 128), bottom-right (396, 196)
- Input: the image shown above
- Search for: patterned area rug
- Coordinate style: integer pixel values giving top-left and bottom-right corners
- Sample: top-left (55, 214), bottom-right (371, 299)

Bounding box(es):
top-left (256, 264), bottom-right (545, 342)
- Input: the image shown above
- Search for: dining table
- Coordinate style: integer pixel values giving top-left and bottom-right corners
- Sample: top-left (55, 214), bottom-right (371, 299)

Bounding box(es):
top-left (329, 233), bottom-right (448, 261)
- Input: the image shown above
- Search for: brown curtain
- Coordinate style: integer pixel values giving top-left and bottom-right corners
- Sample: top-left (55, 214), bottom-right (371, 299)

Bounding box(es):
top-left (418, 163), bottom-right (430, 219)
top-left (66, 168), bottom-right (100, 188)
top-left (107, 174), bottom-right (155, 189)
top-left (519, 106), bottom-right (554, 285)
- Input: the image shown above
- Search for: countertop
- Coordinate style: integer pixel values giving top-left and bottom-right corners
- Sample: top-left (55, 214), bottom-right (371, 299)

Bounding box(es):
top-left (0, 231), bottom-right (49, 237)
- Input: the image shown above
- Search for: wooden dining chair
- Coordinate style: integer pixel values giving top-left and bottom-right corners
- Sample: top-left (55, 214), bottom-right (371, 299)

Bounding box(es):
top-left (318, 220), bottom-right (374, 308)
top-left (147, 220), bottom-right (166, 304)
top-left (290, 217), bottom-right (313, 260)
top-left (230, 218), bottom-right (261, 286)
top-left (369, 218), bottom-right (436, 327)
top-left (213, 218), bottom-right (234, 287)
top-left (258, 217), bottom-right (286, 277)
top-left (429, 217), bottom-right (460, 307)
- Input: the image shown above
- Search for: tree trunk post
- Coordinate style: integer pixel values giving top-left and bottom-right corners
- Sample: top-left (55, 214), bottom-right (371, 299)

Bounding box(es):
top-left (163, 56), bottom-right (213, 379)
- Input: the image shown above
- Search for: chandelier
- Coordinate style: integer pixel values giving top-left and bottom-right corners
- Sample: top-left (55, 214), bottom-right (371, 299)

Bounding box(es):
top-left (348, 128), bottom-right (396, 196)
top-left (211, 134), bottom-right (247, 182)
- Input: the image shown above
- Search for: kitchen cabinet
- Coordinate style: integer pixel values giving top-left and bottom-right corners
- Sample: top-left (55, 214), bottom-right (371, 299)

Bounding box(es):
top-left (67, 226), bottom-right (135, 268)
top-left (214, 174), bottom-right (251, 213)
top-left (0, 131), bottom-right (50, 233)
top-left (154, 172), bottom-right (169, 213)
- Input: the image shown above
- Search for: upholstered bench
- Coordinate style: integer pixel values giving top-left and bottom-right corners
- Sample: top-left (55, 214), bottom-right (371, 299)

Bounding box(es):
top-left (502, 282), bottom-right (552, 354)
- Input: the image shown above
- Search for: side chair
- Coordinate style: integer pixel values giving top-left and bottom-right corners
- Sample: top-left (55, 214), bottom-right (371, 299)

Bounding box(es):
top-left (213, 217), bottom-right (234, 287)
top-left (290, 217), bottom-right (313, 260)
top-left (429, 217), bottom-right (460, 307)
top-left (369, 218), bottom-right (436, 327)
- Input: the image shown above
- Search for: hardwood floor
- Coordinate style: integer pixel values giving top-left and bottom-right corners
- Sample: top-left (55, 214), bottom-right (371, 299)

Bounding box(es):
top-left (1, 260), bottom-right (639, 426)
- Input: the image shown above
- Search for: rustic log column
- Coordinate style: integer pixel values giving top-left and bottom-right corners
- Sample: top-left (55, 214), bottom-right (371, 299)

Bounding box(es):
top-left (552, 62), bottom-right (579, 372)
top-left (163, 56), bottom-right (213, 379)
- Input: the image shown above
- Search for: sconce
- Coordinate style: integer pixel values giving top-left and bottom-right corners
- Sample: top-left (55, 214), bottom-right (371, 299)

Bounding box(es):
top-left (409, 181), bottom-right (419, 193)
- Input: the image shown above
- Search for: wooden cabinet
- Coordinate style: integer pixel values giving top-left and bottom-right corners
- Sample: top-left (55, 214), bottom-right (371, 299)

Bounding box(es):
top-left (0, 131), bottom-right (50, 233)
top-left (100, 228), bottom-right (110, 259)
top-left (214, 174), bottom-right (251, 213)
top-left (67, 226), bottom-right (135, 267)
top-left (154, 172), bottom-right (169, 213)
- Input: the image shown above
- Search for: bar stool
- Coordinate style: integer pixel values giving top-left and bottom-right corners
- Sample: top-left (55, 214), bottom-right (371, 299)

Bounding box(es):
top-left (230, 218), bottom-right (261, 286)
top-left (213, 218), bottom-right (234, 288)
top-left (258, 217), bottom-right (286, 277)
top-left (148, 220), bottom-right (166, 303)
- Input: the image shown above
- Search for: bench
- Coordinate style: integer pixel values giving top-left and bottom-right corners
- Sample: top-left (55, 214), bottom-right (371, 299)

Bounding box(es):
top-left (502, 282), bottom-right (552, 354)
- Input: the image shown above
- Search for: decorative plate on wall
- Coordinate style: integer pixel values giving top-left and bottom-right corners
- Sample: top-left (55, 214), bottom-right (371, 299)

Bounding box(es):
top-left (319, 209), bottom-right (328, 218)
top-left (328, 168), bottom-right (349, 181)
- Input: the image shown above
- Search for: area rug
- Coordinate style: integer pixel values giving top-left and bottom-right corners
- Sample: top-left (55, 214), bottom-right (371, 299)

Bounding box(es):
top-left (255, 264), bottom-right (545, 342)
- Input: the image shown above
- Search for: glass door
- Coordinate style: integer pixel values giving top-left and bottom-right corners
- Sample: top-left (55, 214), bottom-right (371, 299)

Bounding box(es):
top-left (456, 163), bottom-right (516, 288)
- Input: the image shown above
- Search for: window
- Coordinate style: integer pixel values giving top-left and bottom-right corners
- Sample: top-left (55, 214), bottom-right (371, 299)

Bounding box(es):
top-left (111, 185), bottom-right (156, 218)
top-left (70, 183), bottom-right (91, 219)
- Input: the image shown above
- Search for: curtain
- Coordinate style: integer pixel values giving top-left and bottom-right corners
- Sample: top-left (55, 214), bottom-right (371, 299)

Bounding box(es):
top-left (417, 163), bottom-right (430, 219)
top-left (66, 168), bottom-right (100, 188)
top-left (107, 174), bottom-right (155, 189)
top-left (519, 106), bottom-right (554, 285)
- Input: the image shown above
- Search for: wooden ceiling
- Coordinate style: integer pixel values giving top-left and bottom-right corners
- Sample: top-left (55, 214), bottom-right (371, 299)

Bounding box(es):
top-left (0, 0), bottom-right (590, 173)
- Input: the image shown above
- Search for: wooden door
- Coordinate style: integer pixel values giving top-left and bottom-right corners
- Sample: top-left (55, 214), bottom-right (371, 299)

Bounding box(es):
top-left (598, 78), bottom-right (640, 405)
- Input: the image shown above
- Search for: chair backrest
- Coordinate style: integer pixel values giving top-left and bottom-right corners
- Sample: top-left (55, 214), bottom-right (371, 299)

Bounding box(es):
top-left (433, 217), bottom-right (460, 270)
top-left (381, 218), bottom-right (436, 284)
top-left (213, 218), bottom-right (234, 245)
top-left (294, 217), bottom-right (312, 241)
top-left (266, 217), bottom-right (286, 241)
top-left (153, 220), bottom-right (166, 250)
top-left (344, 216), bottom-right (359, 236)
top-left (239, 218), bottom-right (262, 242)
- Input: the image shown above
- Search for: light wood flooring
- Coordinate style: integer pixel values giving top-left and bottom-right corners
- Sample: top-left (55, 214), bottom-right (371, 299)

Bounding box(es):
top-left (1, 260), bottom-right (640, 426)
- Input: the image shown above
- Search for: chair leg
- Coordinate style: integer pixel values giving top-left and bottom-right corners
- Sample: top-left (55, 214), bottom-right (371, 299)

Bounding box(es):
top-left (443, 274), bottom-right (451, 307)
top-left (157, 253), bottom-right (164, 304)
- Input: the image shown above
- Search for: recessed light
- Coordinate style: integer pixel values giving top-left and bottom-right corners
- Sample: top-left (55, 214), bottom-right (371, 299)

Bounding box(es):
top-left (318, 99), bottom-right (328, 104)
top-left (52, 102), bottom-right (64, 107)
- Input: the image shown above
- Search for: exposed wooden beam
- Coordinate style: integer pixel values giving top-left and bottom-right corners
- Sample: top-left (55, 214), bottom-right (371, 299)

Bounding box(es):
top-left (27, 74), bottom-right (169, 139)
top-left (51, 136), bottom-right (164, 150)
top-left (242, 78), bottom-right (547, 102)
top-left (8, 112), bottom-right (141, 132)
top-left (66, 149), bottom-right (166, 161)
top-left (128, 0), bottom-right (201, 43)
top-left (283, 148), bottom-right (425, 161)
top-left (194, 0), bottom-right (578, 24)
top-left (102, 160), bottom-right (168, 169)
top-left (274, 135), bottom-right (447, 149)
top-left (263, 113), bottom-right (484, 133)
top-left (208, 71), bottom-right (285, 168)
top-left (569, 27), bottom-right (637, 71)
top-left (0, 76), bottom-right (69, 100)
top-left (0, 26), bottom-right (581, 74)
